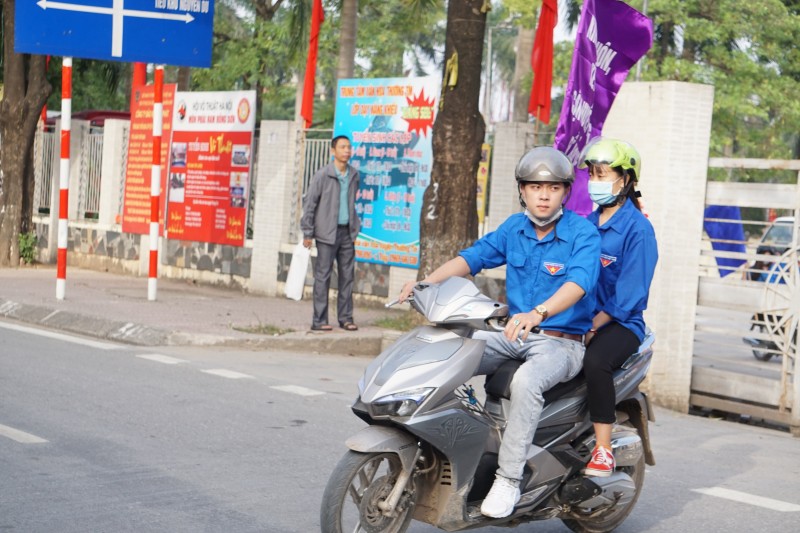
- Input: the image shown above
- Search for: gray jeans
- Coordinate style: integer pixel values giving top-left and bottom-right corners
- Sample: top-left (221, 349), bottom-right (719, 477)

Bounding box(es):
top-left (312, 225), bottom-right (355, 328)
top-left (474, 331), bottom-right (585, 481)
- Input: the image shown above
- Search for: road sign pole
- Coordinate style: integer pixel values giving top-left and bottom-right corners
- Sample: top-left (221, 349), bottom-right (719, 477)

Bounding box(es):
top-left (56, 57), bottom-right (72, 300)
top-left (148, 65), bottom-right (164, 301)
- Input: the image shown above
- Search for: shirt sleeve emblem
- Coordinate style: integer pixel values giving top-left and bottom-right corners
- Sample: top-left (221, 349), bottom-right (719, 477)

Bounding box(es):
top-left (600, 254), bottom-right (617, 268)
top-left (543, 262), bottom-right (565, 275)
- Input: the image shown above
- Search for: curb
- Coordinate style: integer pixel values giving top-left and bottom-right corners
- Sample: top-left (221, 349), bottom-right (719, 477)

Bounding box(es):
top-left (0, 298), bottom-right (391, 356)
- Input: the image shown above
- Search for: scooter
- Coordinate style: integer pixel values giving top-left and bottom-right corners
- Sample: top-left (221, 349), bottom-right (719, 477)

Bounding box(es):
top-left (320, 277), bottom-right (656, 533)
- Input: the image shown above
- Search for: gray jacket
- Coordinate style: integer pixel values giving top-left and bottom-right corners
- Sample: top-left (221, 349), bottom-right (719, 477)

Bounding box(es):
top-left (301, 162), bottom-right (361, 245)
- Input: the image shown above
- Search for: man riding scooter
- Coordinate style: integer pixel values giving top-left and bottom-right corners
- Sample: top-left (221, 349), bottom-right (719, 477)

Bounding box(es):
top-left (400, 146), bottom-right (601, 518)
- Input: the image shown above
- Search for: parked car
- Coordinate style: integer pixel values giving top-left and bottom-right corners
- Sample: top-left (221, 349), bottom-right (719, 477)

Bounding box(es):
top-left (756, 216), bottom-right (795, 255)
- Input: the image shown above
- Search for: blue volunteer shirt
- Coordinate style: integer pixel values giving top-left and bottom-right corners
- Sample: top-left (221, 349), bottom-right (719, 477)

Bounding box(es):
top-left (459, 210), bottom-right (600, 335)
top-left (587, 200), bottom-right (658, 341)
top-left (335, 166), bottom-right (350, 225)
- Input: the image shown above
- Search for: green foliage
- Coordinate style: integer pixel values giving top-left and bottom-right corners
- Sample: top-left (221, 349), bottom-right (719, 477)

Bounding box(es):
top-left (640, 0), bottom-right (800, 163)
top-left (18, 232), bottom-right (37, 265)
top-left (44, 58), bottom-right (129, 111)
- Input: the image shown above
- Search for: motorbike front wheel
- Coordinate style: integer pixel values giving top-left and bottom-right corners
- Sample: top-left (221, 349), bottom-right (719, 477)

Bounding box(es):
top-left (320, 450), bottom-right (417, 533)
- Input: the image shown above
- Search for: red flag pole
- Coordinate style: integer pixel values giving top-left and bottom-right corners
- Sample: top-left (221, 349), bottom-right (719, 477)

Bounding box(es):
top-left (148, 65), bottom-right (164, 301)
top-left (300, 0), bottom-right (325, 128)
top-left (56, 57), bottom-right (72, 300)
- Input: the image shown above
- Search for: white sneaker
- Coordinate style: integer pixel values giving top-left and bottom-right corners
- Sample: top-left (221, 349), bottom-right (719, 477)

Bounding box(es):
top-left (480, 476), bottom-right (521, 518)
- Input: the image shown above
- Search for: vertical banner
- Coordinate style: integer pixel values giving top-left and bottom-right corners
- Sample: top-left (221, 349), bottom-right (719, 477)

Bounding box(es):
top-left (165, 91), bottom-right (257, 246)
top-left (334, 77), bottom-right (439, 268)
top-left (477, 143), bottom-right (491, 226)
top-left (122, 84), bottom-right (176, 234)
top-left (554, 0), bottom-right (653, 216)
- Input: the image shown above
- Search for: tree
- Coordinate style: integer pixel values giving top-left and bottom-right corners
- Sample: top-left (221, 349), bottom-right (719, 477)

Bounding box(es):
top-left (417, 0), bottom-right (487, 278)
top-left (336, 0), bottom-right (358, 82)
top-left (0, 0), bottom-right (52, 266)
top-left (639, 0), bottom-right (800, 179)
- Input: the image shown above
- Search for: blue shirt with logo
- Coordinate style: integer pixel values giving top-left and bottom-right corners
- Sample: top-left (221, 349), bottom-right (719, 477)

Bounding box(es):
top-left (459, 210), bottom-right (600, 335)
top-left (335, 165), bottom-right (350, 225)
top-left (587, 200), bottom-right (658, 341)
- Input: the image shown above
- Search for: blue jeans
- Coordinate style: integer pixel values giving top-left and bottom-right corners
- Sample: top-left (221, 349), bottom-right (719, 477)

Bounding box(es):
top-left (474, 331), bottom-right (585, 481)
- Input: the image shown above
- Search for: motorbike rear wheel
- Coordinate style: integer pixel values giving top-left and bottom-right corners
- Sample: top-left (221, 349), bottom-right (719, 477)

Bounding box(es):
top-left (750, 323), bottom-right (775, 362)
top-left (320, 450), bottom-right (416, 533)
top-left (561, 446), bottom-right (646, 533)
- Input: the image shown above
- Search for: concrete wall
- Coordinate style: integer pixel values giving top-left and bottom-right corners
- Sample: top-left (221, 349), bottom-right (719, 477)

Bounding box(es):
top-left (603, 81), bottom-right (716, 412)
top-left (486, 122), bottom-right (535, 233)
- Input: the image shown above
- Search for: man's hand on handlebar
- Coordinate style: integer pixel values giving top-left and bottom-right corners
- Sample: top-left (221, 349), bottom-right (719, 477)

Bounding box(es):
top-left (504, 311), bottom-right (544, 343)
top-left (398, 280), bottom-right (418, 303)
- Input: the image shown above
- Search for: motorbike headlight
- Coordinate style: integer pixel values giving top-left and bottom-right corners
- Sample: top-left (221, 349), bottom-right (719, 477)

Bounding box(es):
top-left (371, 388), bottom-right (434, 418)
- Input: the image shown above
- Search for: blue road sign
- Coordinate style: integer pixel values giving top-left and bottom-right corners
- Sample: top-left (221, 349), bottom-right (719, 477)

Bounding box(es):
top-left (15, 0), bottom-right (215, 67)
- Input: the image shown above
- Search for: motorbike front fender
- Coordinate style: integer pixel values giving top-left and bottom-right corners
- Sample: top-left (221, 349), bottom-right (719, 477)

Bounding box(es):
top-left (345, 426), bottom-right (419, 471)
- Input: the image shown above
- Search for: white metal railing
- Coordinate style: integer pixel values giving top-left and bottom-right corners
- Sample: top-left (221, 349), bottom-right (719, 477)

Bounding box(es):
top-left (33, 128), bottom-right (57, 214)
top-left (78, 131), bottom-right (104, 219)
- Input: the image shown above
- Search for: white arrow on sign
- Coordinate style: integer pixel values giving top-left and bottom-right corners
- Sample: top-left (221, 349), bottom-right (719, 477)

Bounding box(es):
top-left (37, 0), bottom-right (195, 58)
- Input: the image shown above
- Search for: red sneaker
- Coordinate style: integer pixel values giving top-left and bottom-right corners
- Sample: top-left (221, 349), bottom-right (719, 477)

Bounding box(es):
top-left (584, 446), bottom-right (615, 477)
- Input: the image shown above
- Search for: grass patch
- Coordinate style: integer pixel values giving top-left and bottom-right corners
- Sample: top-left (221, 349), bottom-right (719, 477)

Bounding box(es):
top-left (373, 311), bottom-right (428, 332)
top-left (233, 324), bottom-right (295, 336)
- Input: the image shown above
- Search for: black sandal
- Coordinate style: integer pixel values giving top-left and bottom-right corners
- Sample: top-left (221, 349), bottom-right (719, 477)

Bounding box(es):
top-left (311, 324), bottom-right (333, 331)
top-left (340, 322), bottom-right (359, 331)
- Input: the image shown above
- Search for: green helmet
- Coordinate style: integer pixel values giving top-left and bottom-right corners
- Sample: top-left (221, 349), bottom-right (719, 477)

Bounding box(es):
top-left (579, 137), bottom-right (641, 181)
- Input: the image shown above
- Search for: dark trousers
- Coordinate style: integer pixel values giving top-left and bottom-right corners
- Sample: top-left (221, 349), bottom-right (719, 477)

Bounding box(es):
top-left (584, 322), bottom-right (641, 424)
top-left (312, 225), bottom-right (355, 327)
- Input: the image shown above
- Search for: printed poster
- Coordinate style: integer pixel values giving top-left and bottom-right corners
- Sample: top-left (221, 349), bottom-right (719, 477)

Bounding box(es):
top-left (122, 84), bottom-right (176, 234)
top-left (334, 77), bottom-right (439, 268)
top-left (165, 90), bottom-right (256, 246)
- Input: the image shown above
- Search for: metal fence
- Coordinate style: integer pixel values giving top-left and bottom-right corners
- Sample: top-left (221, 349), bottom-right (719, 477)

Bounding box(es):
top-left (33, 128), bottom-right (57, 214)
top-left (78, 131), bottom-right (104, 219)
top-left (288, 129), bottom-right (333, 242)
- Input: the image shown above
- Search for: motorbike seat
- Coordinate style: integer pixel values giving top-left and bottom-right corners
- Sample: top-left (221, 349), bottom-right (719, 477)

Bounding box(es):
top-left (484, 359), bottom-right (586, 404)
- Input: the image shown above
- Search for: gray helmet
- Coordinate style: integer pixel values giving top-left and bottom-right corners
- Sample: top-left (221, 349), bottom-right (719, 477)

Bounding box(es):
top-left (514, 146), bottom-right (575, 184)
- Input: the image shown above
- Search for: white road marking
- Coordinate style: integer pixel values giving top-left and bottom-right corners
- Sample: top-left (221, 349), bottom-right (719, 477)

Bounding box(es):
top-left (0, 423), bottom-right (48, 444)
top-left (693, 487), bottom-right (800, 512)
top-left (270, 385), bottom-right (326, 397)
top-left (201, 369), bottom-right (254, 379)
top-left (136, 354), bottom-right (188, 365)
top-left (0, 321), bottom-right (120, 350)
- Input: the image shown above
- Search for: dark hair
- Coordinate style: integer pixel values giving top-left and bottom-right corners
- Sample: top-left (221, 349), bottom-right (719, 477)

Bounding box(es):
top-left (331, 135), bottom-right (350, 149)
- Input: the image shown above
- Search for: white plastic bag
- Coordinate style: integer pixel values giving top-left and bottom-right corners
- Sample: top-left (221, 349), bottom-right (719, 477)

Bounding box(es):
top-left (285, 242), bottom-right (311, 301)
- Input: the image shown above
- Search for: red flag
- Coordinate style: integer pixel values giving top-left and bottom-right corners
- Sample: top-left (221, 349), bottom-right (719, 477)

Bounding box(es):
top-left (301, 0), bottom-right (325, 128)
top-left (528, 0), bottom-right (557, 123)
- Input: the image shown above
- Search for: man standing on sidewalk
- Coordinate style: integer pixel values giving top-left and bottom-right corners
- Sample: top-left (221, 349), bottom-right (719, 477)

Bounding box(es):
top-left (301, 135), bottom-right (361, 332)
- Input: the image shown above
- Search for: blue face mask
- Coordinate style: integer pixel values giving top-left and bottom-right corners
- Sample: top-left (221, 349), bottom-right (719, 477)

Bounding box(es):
top-left (588, 178), bottom-right (620, 206)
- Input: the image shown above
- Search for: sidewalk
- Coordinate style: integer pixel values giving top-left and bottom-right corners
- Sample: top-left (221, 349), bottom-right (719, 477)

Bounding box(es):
top-left (0, 266), bottom-right (407, 355)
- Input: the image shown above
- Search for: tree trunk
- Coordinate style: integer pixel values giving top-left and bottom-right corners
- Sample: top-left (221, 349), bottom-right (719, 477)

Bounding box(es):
top-left (511, 27), bottom-right (535, 122)
top-left (418, 0), bottom-right (486, 279)
top-left (336, 0), bottom-right (359, 83)
top-left (0, 0), bottom-right (52, 266)
top-left (176, 66), bottom-right (192, 91)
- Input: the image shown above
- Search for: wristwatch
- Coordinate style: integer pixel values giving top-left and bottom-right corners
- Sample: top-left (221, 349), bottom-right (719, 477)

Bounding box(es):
top-left (534, 304), bottom-right (549, 319)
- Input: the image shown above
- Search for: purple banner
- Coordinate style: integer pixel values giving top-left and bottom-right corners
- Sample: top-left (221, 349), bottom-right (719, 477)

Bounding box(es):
top-left (554, 0), bottom-right (653, 216)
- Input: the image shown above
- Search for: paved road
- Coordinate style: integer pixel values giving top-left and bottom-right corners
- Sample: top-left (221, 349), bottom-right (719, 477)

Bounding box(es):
top-left (1, 320), bottom-right (798, 532)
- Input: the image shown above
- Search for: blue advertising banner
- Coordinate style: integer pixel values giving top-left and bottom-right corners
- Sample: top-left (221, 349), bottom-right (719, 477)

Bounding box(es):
top-left (334, 77), bottom-right (439, 268)
top-left (15, 0), bottom-right (215, 67)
